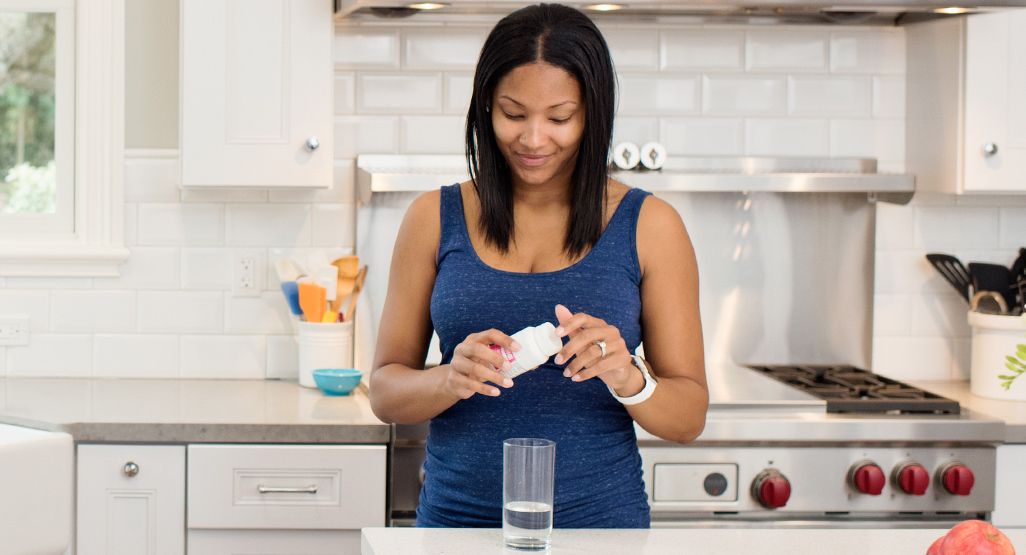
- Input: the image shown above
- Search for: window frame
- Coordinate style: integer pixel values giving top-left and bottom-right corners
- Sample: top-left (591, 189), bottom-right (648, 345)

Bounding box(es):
top-left (0, 0), bottom-right (127, 276)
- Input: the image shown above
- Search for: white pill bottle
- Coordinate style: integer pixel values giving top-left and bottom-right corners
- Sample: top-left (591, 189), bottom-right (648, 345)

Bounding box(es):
top-left (491, 322), bottom-right (563, 379)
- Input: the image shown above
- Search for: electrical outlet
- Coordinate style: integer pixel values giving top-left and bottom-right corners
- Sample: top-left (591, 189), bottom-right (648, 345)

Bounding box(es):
top-left (232, 250), bottom-right (263, 297)
top-left (0, 317), bottom-right (29, 345)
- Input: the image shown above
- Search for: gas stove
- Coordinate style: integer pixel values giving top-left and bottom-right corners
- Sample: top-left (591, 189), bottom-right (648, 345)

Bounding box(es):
top-left (745, 364), bottom-right (961, 414)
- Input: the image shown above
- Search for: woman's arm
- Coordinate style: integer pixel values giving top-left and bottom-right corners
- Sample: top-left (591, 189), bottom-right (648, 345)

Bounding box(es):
top-left (368, 188), bottom-right (517, 424)
top-left (556, 195), bottom-right (708, 443)
top-left (625, 195), bottom-right (708, 443)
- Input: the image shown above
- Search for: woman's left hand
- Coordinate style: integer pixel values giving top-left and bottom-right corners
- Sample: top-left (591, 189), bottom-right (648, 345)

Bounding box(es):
top-left (553, 304), bottom-right (634, 390)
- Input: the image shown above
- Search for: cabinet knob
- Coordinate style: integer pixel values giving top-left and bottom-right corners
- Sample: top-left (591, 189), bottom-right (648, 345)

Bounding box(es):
top-left (983, 142), bottom-right (999, 157)
top-left (305, 137), bottom-right (320, 152)
top-left (123, 461), bottom-right (139, 477)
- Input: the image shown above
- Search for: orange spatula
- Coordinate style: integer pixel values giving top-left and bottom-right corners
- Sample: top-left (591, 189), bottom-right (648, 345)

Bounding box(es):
top-left (297, 282), bottom-right (326, 323)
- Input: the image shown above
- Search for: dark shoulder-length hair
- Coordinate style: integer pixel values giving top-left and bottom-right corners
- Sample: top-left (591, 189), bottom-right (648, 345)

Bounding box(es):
top-left (466, 3), bottom-right (616, 259)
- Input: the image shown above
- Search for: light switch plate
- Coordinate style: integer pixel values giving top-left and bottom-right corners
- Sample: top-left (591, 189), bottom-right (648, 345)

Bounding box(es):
top-left (0, 317), bottom-right (29, 345)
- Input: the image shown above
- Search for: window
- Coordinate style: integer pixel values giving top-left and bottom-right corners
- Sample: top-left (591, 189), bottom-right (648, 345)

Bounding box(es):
top-left (0, 0), bottom-right (128, 276)
top-left (0, 3), bottom-right (73, 234)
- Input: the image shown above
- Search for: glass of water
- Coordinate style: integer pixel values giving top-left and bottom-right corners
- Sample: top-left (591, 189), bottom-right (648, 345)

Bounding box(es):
top-left (503, 438), bottom-right (555, 551)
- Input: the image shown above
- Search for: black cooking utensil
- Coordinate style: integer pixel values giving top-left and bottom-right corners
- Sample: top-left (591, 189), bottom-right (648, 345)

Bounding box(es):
top-left (1011, 247), bottom-right (1026, 314)
top-left (925, 253), bottom-right (974, 302)
top-left (968, 262), bottom-right (1017, 312)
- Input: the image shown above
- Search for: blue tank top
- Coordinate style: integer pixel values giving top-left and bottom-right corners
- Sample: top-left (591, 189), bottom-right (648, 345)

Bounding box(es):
top-left (416, 183), bottom-right (652, 529)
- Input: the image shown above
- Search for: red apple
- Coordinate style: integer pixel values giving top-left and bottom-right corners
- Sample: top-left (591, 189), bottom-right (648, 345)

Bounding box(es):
top-left (927, 536), bottom-right (945, 555)
top-left (939, 520), bottom-right (1016, 555)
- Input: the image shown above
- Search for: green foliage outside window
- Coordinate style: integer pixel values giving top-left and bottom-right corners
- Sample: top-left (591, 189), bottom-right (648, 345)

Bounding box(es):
top-left (0, 12), bottom-right (57, 214)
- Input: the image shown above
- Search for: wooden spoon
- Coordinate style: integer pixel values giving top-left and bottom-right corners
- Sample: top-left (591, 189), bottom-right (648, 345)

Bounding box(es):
top-left (343, 265), bottom-right (368, 323)
top-left (330, 256), bottom-right (361, 312)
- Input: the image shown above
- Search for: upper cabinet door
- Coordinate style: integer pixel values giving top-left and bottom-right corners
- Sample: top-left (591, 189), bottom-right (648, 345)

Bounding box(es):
top-left (963, 10), bottom-right (1026, 192)
top-left (180, 0), bottom-right (333, 187)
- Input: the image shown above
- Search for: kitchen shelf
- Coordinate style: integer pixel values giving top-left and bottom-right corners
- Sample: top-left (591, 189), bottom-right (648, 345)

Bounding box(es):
top-left (355, 154), bottom-right (915, 204)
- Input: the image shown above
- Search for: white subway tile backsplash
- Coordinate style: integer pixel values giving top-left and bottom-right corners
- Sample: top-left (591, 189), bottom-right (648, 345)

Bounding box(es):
top-left (403, 29), bottom-right (487, 69)
top-left (745, 30), bottom-right (828, 72)
top-left (137, 292), bottom-right (223, 334)
top-left (875, 202), bottom-right (914, 249)
top-left (0, 291), bottom-right (48, 332)
top-left (94, 247), bottom-right (180, 290)
top-left (914, 207), bottom-right (1000, 250)
top-left (179, 187), bottom-right (268, 203)
top-left (661, 29), bottom-right (744, 71)
top-left (334, 30), bottom-right (400, 69)
top-left (660, 118), bottom-right (743, 156)
top-left (612, 117), bottom-right (659, 149)
top-left (180, 335), bottom-right (265, 379)
top-left (401, 115), bottom-right (465, 153)
top-left (830, 30), bottom-right (905, 74)
top-left (872, 336), bottom-right (957, 381)
top-left (787, 76), bottom-right (871, 116)
top-left (911, 292), bottom-right (972, 337)
top-left (5, 277), bottom-right (92, 289)
top-left (875, 249), bottom-right (951, 295)
top-left (335, 116), bottom-right (399, 157)
top-left (266, 334), bottom-right (298, 379)
top-left (745, 119), bottom-right (829, 157)
top-left (335, 72), bottom-right (356, 114)
top-left (124, 157), bottom-right (179, 202)
top-left (358, 74), bottom-right (442, 113)
top-left (226, 204), bottom-right (311, 247)
top-left (94, 334), bottom-right (179, 378)
top-left (225, 293), bottom-right (295, 335)
top-left (872, 76), bottom-right (905, 118)
top-left (872, 293), bottom-right (911, 336)
top-left (311, 203), bottom-right (356, 247)
top-left (51, 291), bottom-right (136, 333)
top-left (999, 208), bottom-right (1026, 249)
top-left (617, 74), bottom-right (700, 115)
top-left (829, 119), bottom-right (904, 162)
top-left (268, 159), bottom-right (356, 204)
top-left (702, 75), bottom-right (786, 115)
top-left (444, 74), bottom-right (473, 115)
top-left (137, 203), bottom-right (224, 246)
top-left (601, 28), bottom-right (660, 71)
top-left (181, 248), bottom-right (232, 291)
top-left (125, 203), bottom-right (138, 246)
top-left (6, 334), bottom-right (93, 377)
top-left (0, 348), bottom-right (5, 377)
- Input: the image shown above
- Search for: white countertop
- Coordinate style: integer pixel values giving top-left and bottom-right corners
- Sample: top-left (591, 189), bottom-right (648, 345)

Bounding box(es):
top-left (911, 380), bottom-right (1026, 443)
top-left (360, 527), bottom-right (1026, 555)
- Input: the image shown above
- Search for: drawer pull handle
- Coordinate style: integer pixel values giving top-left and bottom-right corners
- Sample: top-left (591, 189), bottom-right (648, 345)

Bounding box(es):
top-left (257, 485), bottom-right (318, 494)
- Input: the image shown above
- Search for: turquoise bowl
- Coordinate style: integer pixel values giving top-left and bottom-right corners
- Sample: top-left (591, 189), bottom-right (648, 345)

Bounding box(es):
top-left (312, 368), bottom-right (363, 396)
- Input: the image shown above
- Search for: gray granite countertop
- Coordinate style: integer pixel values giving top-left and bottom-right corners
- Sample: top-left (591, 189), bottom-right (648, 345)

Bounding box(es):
top-left (0, 378), bottom-right (390, 444)
top-left (911, 380), bottom-right (1026, 444)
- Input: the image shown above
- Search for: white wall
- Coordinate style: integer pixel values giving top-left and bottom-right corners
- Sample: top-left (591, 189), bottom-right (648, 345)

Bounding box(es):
top-left (0, 15), bottom-right (1023, 381)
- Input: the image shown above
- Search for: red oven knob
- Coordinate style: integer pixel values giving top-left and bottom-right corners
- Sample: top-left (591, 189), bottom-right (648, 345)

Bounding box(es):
top-left (850, 462), bottom-right (885, 495)
top-left (752, 469), bottom-right (791, 508)
top-left (894, 463), bottom-right (929, 495)
top-left (941, 464), bottom-right (975, 496)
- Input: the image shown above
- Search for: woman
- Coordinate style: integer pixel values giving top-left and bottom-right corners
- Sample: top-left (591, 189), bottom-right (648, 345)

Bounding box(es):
top-left (368, 3), bottom-right (707, 529)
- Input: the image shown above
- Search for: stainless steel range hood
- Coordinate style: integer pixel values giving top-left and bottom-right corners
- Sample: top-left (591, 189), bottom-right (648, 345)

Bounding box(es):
top-left (336, 0), bottom-right (1024, 25)
top-left (355, 154), bottom-right (914, 205)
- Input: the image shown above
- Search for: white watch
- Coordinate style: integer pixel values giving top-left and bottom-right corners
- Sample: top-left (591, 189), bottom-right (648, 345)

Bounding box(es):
top-left (609, 355), bottom-right (657, 405)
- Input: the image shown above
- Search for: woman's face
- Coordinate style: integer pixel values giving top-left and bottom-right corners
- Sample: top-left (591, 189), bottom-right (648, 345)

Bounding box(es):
top-left (490, 62), bottom-right (585, 190)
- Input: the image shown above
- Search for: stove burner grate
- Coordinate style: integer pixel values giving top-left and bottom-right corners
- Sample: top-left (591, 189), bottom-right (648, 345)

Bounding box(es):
top-left (746, 364), bottom-right (961, 414)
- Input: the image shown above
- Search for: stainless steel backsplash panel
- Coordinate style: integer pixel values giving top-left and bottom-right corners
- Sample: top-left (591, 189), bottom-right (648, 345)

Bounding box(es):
top-left (355, 190), bottom-right (875, 372)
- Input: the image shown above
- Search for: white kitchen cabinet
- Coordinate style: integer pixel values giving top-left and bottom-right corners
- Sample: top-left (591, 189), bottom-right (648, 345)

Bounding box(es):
top-left (906, 11), bottom-right (1026, 194)
top-left (992, 444), bottom-right (1026, 528)
top-left (180, 0), bottom-right (334, 187)
top-left (187, 444), bottom-right (387, 554)
top-left (76, 444), bottom-right (186, 555)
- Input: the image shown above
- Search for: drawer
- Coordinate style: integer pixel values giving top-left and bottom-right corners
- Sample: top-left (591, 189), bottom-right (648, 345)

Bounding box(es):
top-left (187, 444), bottom-right (385, 530)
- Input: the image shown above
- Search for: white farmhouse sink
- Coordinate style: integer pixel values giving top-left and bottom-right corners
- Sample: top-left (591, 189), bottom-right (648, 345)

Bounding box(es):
top-left (0, 423), bottom-right (73, 555)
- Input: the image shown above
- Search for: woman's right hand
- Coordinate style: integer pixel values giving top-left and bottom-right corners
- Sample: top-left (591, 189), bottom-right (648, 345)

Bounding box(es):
top-left (445, 330), bottom-right (520, 399)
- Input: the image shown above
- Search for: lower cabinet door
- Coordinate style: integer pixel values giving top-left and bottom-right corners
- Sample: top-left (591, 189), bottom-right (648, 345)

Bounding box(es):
top-left (187, 529), bottom-right (360, 554)
top-left (76, 444), bottom-right (186, 555)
